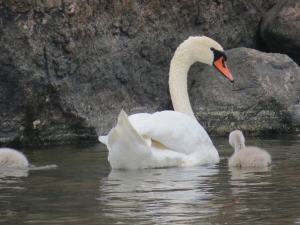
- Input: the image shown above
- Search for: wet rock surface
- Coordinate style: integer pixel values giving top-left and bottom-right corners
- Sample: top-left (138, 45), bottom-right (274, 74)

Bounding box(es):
top-left (260, 0), bottom-right (300, 66)
top-left (191, 47), bottom-right (300, 135)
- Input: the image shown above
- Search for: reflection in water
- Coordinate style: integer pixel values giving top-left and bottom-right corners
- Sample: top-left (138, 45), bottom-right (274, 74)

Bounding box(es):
top-left (0, 164), bottom-right (58, 225)
top-left (226, 162), bottom-right (300, 224)
top-left (0, 167), bottom-right (29, 178)
top-left (100, 167), bottom-right (219, 224)
top-left (229, 166), bottom-right (272, 197)
top-left (0, 140), bottom-right (300, 224)
top-left (0, 164), bottom-right (57, 179)
top-left (229, 167), bottom-right (271, 184)
top-left (29, 164), bottom-right (58, 171)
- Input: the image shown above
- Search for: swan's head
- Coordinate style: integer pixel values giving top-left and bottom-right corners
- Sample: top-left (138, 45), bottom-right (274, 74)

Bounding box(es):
top-left (229, 130), bottom-right (245, 152)
top-left (177, 36), bottom-right (234, 82)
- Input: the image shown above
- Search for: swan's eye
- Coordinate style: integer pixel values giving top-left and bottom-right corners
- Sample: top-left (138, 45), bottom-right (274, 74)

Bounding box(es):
top-left (211, 48), bottom-right (227, 64)
top-left (222, 58), bottom-right (226, 68)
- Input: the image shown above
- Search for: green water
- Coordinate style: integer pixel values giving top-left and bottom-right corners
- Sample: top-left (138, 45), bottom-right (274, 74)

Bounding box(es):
top-left (1, 136), bottom-right (300, 224)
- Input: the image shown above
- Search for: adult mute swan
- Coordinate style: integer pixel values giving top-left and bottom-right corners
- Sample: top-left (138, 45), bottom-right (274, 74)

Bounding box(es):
top-left (228, 130), bottom-right (271, 167)
top-left (99, 36), bottom-right (234, 170)
top-left (0, 147), bottom-right (29, 167)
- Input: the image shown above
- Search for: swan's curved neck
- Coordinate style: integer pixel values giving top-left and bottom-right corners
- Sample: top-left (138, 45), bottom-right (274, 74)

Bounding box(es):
top-left (169, 53), bottom-right (196, 120)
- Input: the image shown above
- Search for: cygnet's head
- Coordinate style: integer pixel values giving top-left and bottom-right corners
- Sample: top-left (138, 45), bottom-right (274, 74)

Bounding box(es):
top-left (0, 147), bottom-right (29, 167)
top-left (229, 130), bottom-right (245, 152)
top-left (176, 36), bottom-right (233, 82)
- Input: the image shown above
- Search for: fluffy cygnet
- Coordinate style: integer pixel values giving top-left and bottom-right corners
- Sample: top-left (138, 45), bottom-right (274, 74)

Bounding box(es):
top-left (228, 130), bottom-right (271, 167)
top-left (0, 147), bottom-right (29, 167)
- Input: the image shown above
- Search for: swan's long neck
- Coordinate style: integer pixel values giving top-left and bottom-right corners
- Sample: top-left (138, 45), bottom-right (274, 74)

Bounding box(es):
top-left (234, 137), bottom-right (245, 152)
top-left (169, 52), bottom-right (196, 120)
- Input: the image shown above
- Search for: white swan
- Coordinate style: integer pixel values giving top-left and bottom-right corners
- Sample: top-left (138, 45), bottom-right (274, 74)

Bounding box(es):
top-left (0, 147), bottom-right (29, 167)
top-left (99, 36), bottom-right (234, 169)
top-left (228, 130), bottom-right (271, 167)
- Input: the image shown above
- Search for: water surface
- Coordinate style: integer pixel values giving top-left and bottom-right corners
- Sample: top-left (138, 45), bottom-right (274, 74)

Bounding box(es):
top-left (1, 136), bottom-right (300, 224)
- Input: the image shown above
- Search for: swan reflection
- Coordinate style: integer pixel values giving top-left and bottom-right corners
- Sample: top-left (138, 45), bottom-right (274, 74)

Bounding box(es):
top-left (229, 166), bottom-right (272, 196)
top-left (0, 167), bottom-right (29, 178)
top-left (229, 166), bottom-right (271, 180)
top-left (99, 166), bottom-right (219, 224)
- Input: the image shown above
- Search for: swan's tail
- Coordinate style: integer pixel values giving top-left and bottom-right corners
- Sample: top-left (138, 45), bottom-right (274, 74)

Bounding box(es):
top-left (104, 110), bottom-right (152, 169)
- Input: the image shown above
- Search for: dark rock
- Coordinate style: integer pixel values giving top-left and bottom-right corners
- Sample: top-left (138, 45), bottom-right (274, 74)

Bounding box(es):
top-left (260, 0), bottom-right (300, 65)
top-left (191, 47), bottom-right (300, 135)
top-left (0, 0), bottom-right (282, 145)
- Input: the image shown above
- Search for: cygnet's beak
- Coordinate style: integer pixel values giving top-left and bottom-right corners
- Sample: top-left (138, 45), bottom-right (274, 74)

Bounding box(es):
top-left (213, 56), bottom-right (234, 83)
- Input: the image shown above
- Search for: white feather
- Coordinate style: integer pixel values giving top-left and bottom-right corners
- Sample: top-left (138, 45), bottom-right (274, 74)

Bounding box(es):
top-left (0, 148), bottom-right (29, 167)
top-left (99, 110), bottom-right (219, 169)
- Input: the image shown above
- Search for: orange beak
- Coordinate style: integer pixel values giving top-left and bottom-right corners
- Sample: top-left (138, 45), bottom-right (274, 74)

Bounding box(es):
top-left (213, 57), bottom-right (234, 82)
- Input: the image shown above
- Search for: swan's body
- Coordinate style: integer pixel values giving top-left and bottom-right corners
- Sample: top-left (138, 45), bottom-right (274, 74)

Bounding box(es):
top-left (99, 36), bottom-right (233, 170)
top-left (0, 148), bottom-right (29, 167)
top-left (228, 130), bottom-right (271, 167)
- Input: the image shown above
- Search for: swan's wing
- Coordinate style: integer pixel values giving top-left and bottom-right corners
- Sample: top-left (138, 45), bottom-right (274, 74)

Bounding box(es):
top-left (99, 135), bottom-right (108, 146)
top-left (99, 128), bottom-right (151, 147)
top-left (106, 110), bottom-right (153, 169)
top-left (129, 111), bottom-right (212, 155)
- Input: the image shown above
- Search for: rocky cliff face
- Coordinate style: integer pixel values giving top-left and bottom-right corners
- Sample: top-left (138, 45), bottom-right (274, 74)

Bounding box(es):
top-left (260, 0), bottom-right (300, 66)
top-left (192, 47), bottom-right (300, 135)
top-left (1, 0), bottom-right (295, 146)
